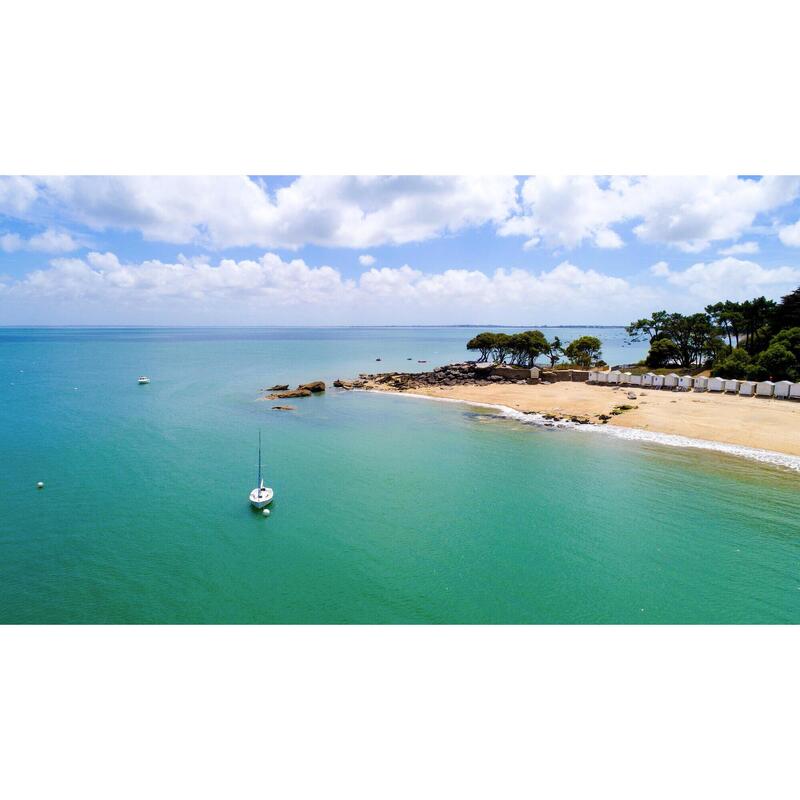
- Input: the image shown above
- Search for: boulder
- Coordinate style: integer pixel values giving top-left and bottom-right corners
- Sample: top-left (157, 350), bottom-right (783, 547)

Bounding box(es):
top-left (269, 384), bottom-right (289, 391)
top-left (333, 379), bottom-right (354, 389)
top-left (299, 381), bottom-right (326, 393)
top-left (271, 405), bottom-right (296, 411)
top-left (268, 388), bottom-right (312, 399)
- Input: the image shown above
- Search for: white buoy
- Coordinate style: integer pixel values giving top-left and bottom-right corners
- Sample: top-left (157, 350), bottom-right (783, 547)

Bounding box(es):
top-left (37, 481), bottom-right (44, 489)
top-left (262, 509), bottom-right (270, 517)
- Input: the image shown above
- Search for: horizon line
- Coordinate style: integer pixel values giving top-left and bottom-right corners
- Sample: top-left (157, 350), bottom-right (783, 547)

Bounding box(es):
top-left (0, 323), bottom-right (627, 329)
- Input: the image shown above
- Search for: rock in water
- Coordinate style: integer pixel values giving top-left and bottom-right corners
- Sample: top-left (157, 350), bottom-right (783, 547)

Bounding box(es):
top-left (271, 405), bottom-right (296, 411)
top-left (268, 388), bottom-right (312, 399)
top-left (298, 381), bottom-right (326, 393)
top-left (269, 384), bottom-right (289, 391)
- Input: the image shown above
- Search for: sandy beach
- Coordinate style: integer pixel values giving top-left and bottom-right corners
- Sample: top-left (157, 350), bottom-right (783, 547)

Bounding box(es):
top-left (365, 381), bottom-right (800, 457)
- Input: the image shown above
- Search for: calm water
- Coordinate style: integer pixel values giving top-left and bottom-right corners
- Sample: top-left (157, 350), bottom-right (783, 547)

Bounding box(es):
top-left (1, 326), bottom-right (799, 624)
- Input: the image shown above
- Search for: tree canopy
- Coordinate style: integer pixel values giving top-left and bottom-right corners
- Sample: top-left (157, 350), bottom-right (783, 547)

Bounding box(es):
top-left (465, 330), bottom-right (594, 368)
top-left (564, 336), bottom-right (602, 367)
top-left (631, 286), bottom-right (800, 380)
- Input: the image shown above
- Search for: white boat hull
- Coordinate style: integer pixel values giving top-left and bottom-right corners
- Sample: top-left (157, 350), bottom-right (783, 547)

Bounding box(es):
top-left (249, 486), bottom-right (274, 509)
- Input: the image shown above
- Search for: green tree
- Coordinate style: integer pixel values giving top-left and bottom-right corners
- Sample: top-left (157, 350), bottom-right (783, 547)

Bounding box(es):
top-left (466, 331), bottom-right (497, 362)
top-left (564, 335), bottom-right (602, 367)
top-left (491, 333), bottom-right (513, 364)
top-left (545, 336), bottom-right (563, 367)
top-left (625, 311), bottom-right (671, 344)
top-left (772, 287), bottom-right (800, 332)
top-left (754, 343), bottom-right (798, 381)
top-left (705, 300), bottom-right (744, 349)
top-left (739, 296), bottom-right (776, 354)
top-left (508, 330), bottom-right (549, 367)
top-left (712, 347), bottom-right (752, 379)
top-left (770, 327), bottom-right (800, 359)
top-left (645, 338), bottom-right (681, 367)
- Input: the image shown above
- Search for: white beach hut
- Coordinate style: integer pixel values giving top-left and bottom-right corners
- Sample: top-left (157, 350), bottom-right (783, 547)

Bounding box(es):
top-left (774, 380), bottom-right (793, 399)
top-left (693, 376), bottom-right (708, 391)
top-left (642, 372), bottom-right (655, 387)
top-left (587, 370), bottom-right (598, 384)
top-left (739, 380), bottom-right (756, 396)
top-left (608, 370), bottom-right (622, 385)
top-left (707, 377), bottom-right (724, 392)
top-left (622, 372), bottom-right (633, 385)
top-left (628, 373), bottom-right (643, 386)
top-left (790, 383), bottom-right (800, 401)
top-left (678, 375), bottom-right (693, 390)
top-left (756, 380), bottom-right (775, 397)
top-left (664, 373), bottom-right (679, 389)
top-left (596, 371), bottom-right (609, 384)
top-left (724, 379), bottom-right (741, 393)
top-left (652, 374), bottom-right (666, 389)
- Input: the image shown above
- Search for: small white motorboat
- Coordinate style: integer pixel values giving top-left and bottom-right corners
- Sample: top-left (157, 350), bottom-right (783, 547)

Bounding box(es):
top-left (138, 376), bottom-right (150, 384)
top-left (249, 431), bottom-right (274, 510)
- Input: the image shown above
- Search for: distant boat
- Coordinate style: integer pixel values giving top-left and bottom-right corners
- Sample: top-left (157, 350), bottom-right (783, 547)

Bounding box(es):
top-left (249, 431), bottom-right (274, 509)
top-left (138, 376), bottom-right (150, 384)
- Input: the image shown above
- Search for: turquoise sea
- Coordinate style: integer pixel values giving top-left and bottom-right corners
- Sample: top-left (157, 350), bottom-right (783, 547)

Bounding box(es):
top-left (1, 326), bottom-right (799, 624)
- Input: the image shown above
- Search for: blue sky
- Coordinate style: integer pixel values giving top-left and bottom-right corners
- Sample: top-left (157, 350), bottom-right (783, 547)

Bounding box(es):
top-left (1, 175), bottom-right (800, 325)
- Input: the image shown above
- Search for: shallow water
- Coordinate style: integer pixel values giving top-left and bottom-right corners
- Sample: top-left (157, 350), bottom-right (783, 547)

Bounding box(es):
top-left (1, 326), bottom-right (799, 623)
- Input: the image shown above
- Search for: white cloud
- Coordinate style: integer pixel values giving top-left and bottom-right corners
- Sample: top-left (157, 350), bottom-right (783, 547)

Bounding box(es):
top-left (0, 177), bottom-right (38, 216)
top-left (5, 176), bottom-right (519, 250)
top-left (500, 176), bottom-right (800, 252)
top-left (358, 254), bottom-right (376, 267)
top-left (1, 251), bottom-right (654, 325)
top-left (0, 228), bottom-right (83, 254)
top-left (594, 228), bottom-right (624, 249)
top-left (649, 257), bottom-right (800, 304)
top-left (718, 241), bottom-right (759, 255)
top-left (0, 233), bottom-right (23, 253)
top-left (778, 219), bottom-right (800, 247)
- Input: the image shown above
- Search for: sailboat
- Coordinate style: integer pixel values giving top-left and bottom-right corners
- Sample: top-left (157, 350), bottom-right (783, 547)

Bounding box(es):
top-left (249, 431), bottom-right (274, 509)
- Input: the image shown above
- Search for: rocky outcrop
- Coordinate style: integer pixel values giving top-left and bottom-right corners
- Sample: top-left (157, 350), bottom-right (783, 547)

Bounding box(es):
top-left (299, 381), bottom-right (326, 393)
top-left (271, 405), bottom-right (296, 411)
top-left (268, 388), bottom-right (312, 399)
top-left (352, 361), bottom-right (547, 392)
top-left (333, 378), bottom-right (368, 389)
top-left (269, 384), bottom-right (289, 391)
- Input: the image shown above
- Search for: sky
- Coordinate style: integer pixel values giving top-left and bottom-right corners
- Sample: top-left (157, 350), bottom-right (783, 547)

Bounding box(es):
top-left (1, 175), bottom-right (800, 326)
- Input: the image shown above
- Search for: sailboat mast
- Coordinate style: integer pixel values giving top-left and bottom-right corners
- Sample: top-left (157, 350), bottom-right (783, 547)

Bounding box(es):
top-left (258, 430), bottom-right (262, 486)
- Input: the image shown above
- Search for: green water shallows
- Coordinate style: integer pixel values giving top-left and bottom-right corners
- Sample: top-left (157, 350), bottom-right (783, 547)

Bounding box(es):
top-left (1, 326), bottom-right (799, 624)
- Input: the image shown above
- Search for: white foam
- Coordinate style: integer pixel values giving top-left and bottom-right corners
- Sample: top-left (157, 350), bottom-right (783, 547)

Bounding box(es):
top-left (358, 389), bottom-right (800, 473)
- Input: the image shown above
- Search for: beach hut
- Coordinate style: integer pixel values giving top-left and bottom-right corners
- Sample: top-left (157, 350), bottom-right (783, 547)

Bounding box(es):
top-left (756, 380), bottom-right (775, 398)
top-left (596, 371), bottom-right (609, 384)
top-left (707, 377), bottom-right (724, 392)
top-left (790, 383), bottom-right (800, 401)
top-left (652, 374), bottom-right (666, 389)
top-left (724, 379), bottom-right (741, 393)
top-left (622, 372), bottom-right (633, 385)
top-left (774, 380), bottom-right (792, 399)
top-left (693, 376), bottom-right (708, 391)
top-left (587, 370), bottom-right (598, 384)
top-left (608, 370), bottom-right (622, 384)
top-left (678, 375), bottom-right (693, 390)
top-left (739, 380), bottom-right (756, 396)
top-left (642, 372), bottom-right (655, 387)
top-left (628, 373), bottom-right (642, 386)
top-left (664, 373), bottom-right (679, 389)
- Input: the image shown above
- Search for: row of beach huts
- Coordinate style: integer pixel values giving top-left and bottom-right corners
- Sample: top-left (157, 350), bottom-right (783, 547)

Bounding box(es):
top-left (587, 370), bottom-right (800, 399)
